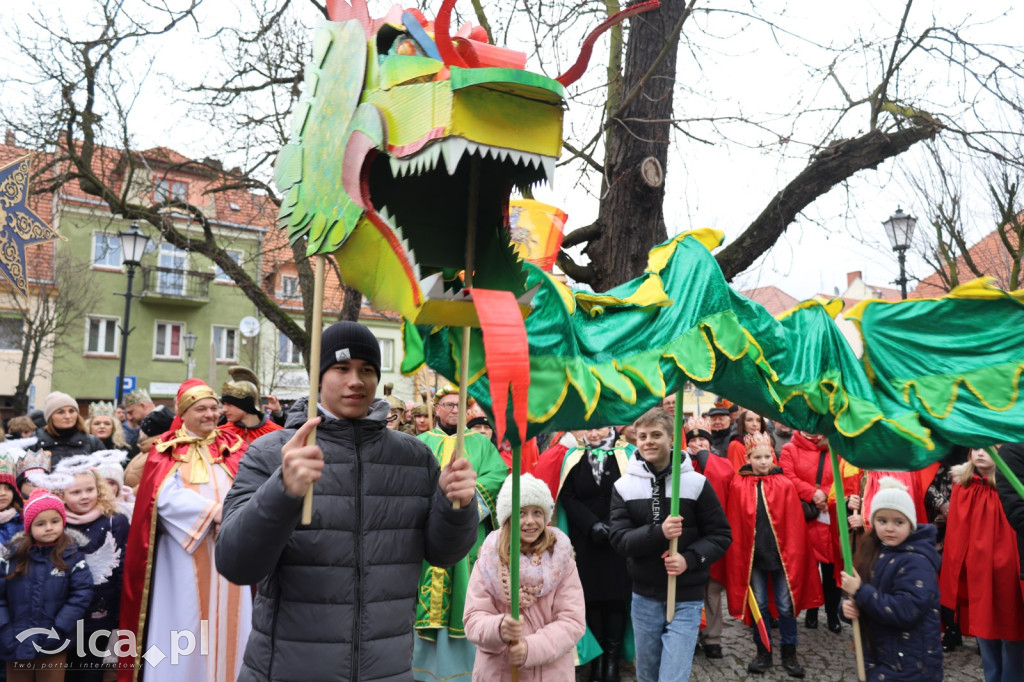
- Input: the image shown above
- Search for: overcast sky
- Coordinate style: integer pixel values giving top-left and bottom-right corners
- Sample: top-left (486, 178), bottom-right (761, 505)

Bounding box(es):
top-left (3, 0), bottom-right (1018, 301)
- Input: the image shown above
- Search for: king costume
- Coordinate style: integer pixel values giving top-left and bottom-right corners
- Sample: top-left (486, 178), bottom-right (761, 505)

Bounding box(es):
top-left (118, 379), bottom-right (251, 682)
top-left (411, 426), bottom-right (509, 682)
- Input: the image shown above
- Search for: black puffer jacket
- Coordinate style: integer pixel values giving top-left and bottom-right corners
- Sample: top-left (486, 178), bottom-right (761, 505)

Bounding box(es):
top-left (609, 452), bottom-right (731, 603)
top-left (216, 398), bottom-right (478, 682)
top-left (33, 427), bottom-right (103, 467)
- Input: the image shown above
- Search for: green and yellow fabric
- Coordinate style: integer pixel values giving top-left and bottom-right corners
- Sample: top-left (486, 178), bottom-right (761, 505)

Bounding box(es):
top-left (403, 229), bottom-right (1024, 471)
top-left (413, 429), bottom-right (509, 638)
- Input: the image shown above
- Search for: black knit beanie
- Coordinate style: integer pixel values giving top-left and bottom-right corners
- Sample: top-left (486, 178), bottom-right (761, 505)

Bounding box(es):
top-left (319, 321), bottom-right (381, 379)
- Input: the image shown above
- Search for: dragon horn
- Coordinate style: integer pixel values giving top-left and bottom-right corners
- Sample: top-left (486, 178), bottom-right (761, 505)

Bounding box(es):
top-left (434, 0), bottom-right (470, 68)
top-left (556, 0), bottom-right (661, 87)
top-left (326, 0), bottom-right (371, 30)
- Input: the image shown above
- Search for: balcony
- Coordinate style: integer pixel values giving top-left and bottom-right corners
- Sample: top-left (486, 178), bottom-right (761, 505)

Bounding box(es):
top-left (140, 266), bottom-right (214, 306)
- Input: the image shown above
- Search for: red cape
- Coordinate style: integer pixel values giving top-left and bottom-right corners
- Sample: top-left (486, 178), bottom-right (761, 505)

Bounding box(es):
top-left (724, 467), bottom-right (823, 623)
top-left (939, 475), bottom-right (1024, 640)
top-left (220, 417), bottom-right (283, 445)
top-left (117, 428), bottom-right (245, 681)
top-left (691, 451), bottom-right (735, 584)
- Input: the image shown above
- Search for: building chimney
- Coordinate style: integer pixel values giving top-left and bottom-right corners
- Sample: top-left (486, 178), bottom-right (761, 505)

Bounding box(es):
top-left (4, 130), bottom-right (15, 146)
top-left (847, 271), bottom-right (862, 287)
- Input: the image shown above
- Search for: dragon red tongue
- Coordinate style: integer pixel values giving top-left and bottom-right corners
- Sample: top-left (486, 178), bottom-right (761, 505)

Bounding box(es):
top-left (469, 288), bottom-right (530, 446)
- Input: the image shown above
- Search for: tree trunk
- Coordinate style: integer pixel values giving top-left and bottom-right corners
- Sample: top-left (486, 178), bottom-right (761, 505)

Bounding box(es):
top-left (340, 284), bottom-right (363, 322)
top-left (583, 4), bottom-right (685, 291)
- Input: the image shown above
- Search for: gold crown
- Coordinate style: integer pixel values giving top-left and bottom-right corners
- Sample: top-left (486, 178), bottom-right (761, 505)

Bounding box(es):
top-left (16, 448), bottom-right (51, 477)
top-left (89, 401), bottom-right (116, 418)
top-left (685, 415), bottom-right (711, 434)
top-left (744, 431), bottom-right (774, 453)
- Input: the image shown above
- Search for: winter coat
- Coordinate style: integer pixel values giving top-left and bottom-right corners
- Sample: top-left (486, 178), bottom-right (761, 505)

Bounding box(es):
top-left (216, 398), bottom-right (479, 682)
top-left (66, 512), bottom-right (129, 633)
top-left (781, 431), bottom-right (835, 565)
top-left (464, 527), bottom-right (585, 682)
top-left (853, 524), bottom-right (942, 682)
top-left (939, 470), bottom-right (1024, 640)
top-left (0, 513), bottom-right (22, 548)
top-left (609, 452), bottom-right (731, 603)
top-left (689, 449), bottom-right (735, 584)
top-left (0, 533), bottom-right (95, 661)
top-left (996, 442), bottom-right (1024, 580)
top-left (33, 426), bottom-right (103, 467)
top-left (558, 448), bottom-right (630, 601)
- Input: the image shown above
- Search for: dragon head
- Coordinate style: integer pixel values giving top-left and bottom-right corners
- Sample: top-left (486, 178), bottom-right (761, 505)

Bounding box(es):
top-left (276, 0), bottom-right (658, 321)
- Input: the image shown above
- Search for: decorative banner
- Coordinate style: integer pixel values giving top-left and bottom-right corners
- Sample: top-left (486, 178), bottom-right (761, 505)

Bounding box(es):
top-left (0, 155), bottom-right (61, 294)
top-left (508, 199), bottom-right (567, 273)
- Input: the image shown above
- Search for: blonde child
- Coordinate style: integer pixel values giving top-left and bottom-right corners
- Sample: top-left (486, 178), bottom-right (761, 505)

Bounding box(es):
top-left (464, 474), bottom-right (585, 681)
top-left (841, 477), bottom-right (942, 681)
top-left (56, 467), bottom-right (129, 682)
top-left (940, 448), bottom-right (1024, 682)
top-left (0, 489), bottom-right (94, 681)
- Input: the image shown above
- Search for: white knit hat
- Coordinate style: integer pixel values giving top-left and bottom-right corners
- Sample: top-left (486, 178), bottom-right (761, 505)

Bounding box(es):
top-left (870, 477), bottom-right (917, 530)
top-left (496, 473), bottom-right (554, 528)
top-left (44, 391), bottom-right (78, 423)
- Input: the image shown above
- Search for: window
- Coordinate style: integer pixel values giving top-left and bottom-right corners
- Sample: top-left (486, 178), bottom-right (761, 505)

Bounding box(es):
top-left (92, 233), bottom-right (122, 268)
top-left (213, 326), bottom-right (238, 362)
top-left (154, 322), bottom-right (183, 359)
top-left (278, 332), bottom-right (302, 365)
top-left (157, 244), bottom-right (187, 295)
top-left (378, 338), bottom-right (394, 372)
top-left (154, 179), bottom-right (188, 203)
top-left (214, 249), bottom-right (244, 283)
top-left (280, 275), bottom-right (300, 299)
top-left (0, 317), bottom-right (22, 350)
top-left (86, 317), bottom-right (118, 355)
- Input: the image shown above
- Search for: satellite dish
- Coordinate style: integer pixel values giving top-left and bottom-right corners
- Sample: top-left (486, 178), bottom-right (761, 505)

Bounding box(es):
top-left (239, 316), bottom-right (260, 338)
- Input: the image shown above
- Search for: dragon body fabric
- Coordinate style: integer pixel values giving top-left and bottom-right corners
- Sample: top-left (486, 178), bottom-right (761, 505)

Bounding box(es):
top-left (277, 1), bottom-right (1024, 471)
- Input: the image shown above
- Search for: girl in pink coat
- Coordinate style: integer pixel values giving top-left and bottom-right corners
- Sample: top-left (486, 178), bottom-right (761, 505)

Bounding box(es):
top-left (464, 473), bottom-right (586, 682)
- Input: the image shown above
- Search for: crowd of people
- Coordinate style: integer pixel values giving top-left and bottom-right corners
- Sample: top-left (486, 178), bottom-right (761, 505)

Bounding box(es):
top-left (0, 320), bottom-right (1021, 682)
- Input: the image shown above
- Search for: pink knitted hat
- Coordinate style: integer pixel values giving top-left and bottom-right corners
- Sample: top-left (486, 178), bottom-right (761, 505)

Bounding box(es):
top-left (23, 488), bottom-right (66, 533)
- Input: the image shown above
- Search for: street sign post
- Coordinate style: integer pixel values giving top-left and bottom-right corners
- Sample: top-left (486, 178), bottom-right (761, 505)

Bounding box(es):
top-left (115, 375), bottom-right (137, 400)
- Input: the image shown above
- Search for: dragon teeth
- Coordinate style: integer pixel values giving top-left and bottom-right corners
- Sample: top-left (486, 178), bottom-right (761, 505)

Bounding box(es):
top-left (541, 156), bottom-right (556, 187)
top-left (441, 138), bottom-right (467, 175)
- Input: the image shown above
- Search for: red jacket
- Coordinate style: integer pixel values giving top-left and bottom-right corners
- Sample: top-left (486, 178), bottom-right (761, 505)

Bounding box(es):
top-left (781, 432), bottom-right (834, 565)
top-left (724, 467), bottom-right (823, 623)
top-left (939, 472), bottom-right (1024, 640)
top-left (691, 449), bottom-right (735, 584)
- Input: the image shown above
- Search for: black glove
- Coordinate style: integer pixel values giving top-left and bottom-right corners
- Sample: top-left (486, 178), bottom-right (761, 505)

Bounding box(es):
top-left (590, 521), bottom-right (610, 545)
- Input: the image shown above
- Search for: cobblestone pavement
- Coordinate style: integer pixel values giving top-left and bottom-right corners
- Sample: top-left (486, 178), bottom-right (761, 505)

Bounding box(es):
top-left (580, 613), bottom-right (986, 681)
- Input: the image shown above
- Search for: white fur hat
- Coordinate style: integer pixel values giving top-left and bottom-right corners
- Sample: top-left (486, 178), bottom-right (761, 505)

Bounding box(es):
top-left (871, 477), bottom-right (917, 531)
top-left (496, 473), bottom-right (554, 528)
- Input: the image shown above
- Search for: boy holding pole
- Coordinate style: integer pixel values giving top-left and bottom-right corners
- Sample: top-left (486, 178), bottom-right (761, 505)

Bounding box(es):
top-left (609, 407), bottom-right (731, 682)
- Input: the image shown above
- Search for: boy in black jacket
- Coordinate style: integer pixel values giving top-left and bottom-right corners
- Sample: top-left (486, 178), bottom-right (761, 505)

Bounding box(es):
top-left (609, 408), bottom-right (732, 682)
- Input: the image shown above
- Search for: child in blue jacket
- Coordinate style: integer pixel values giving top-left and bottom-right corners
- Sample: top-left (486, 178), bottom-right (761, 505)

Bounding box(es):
top-left (0, 455), bottom-right (24, 547)
top-left (840, 477), bottom-right (942, 682)
top-left (0, 488), bottom-right (94, 677)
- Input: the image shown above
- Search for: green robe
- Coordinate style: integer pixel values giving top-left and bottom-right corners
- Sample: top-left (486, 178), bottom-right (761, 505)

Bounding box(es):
top-left (413, 429), bottom-right (509, 639)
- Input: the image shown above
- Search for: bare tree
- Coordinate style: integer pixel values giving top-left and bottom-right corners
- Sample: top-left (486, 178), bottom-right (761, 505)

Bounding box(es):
top-left (908, 142), bottom-right (1023, 293)
top-left (0, 251), bottom-right (101, 415)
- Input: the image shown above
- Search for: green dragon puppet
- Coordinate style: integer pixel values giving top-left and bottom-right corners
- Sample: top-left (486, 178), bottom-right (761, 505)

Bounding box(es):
top-left (277, 0), bottom-right (1024, 472)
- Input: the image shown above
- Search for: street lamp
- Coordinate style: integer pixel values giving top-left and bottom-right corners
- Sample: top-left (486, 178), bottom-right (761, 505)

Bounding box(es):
top-left (115, 222), bottom-right (152, 406)
top-left (882, 207), bottom-right (917, 299)
top-left (183, 331), bottom-right (197, 379)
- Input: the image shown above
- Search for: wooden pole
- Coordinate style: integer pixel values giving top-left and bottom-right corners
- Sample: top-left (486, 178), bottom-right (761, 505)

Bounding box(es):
top-left (828, 446), bottom-right (866, 681)
top-left (452, 155), bottom-right (480, 510)
top-left (301, 256), bottom-right (327, 525)
top-left (666, 396), bottom-right (682, 622)
top-left (510, 443), bottom-right (522, 682)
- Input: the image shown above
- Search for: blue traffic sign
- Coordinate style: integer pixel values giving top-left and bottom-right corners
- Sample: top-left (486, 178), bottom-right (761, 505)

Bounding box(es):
top-left (116, 375), bottom-right (137, 395)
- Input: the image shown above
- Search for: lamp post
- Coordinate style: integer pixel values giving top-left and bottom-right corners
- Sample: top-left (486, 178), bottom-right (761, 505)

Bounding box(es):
top-left (115, 222), bottom-right (152, 406)
top-left (184, 331), bottom-right (197, 379)
top-left (882, 207), bottom-right (917, 299)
